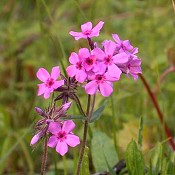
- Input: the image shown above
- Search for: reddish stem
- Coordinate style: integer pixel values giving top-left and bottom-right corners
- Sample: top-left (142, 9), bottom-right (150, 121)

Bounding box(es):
top-left (139, 74), bottom-right (175, 150)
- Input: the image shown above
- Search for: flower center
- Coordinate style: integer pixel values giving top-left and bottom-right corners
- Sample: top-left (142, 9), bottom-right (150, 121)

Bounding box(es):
top-left (84, 30), bottom-right (91, 35)
top-left (96, 75), bottom-right (104, 83)
top-left (57, 131), bottom-right (67, 142)
top-left (105, 55), bottom-right (112, 65)
top-left (76, 61), bottom-right (83, 70)
top-left (86, 55), bottom-right (95, 66)
top-left (46, 78), bottom-right (54, 88)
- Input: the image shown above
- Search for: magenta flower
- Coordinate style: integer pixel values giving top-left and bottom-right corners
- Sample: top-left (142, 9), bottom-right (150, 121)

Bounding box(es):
top-left (118, 57), bottom-right (142, 80)
top-left (85, 72), bottom-right (119, 97)
top-left (30, 102), bottom-right (72, 146)
top-left (69, 21), bottom-right (104, 40)
top-left (92, 40), bottom-right (128, 79)
top-left (37, 66), bottom-right (64, 99)
top-left (47, 120), bottom-right (80, 156)
top-left (66, 48), bottom-right (88, 83)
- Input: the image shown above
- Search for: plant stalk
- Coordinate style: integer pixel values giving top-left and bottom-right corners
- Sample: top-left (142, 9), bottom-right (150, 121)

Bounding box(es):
top-left (40, 136), bottom-right (48, 175)
top-left (76, 95), bottom-right (91, 175)
top-left (139, 74), bottom-right (175, 150)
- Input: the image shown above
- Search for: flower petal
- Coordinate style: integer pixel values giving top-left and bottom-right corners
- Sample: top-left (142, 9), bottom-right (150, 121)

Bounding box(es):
top-left (52, 80), bottom-right (64, 89)
top-left (69, 52), bottom-right (79, 64)
top-left (91, 21), bottom-right (104, 37)
top-left (69, 31), bottom-right (84, 40)
top-left (113, 52), bottom-right (128, 64)
top-left (81, 22), bottom-right (92, 32)
top-left (37, 83), bottom-right (46, 96)
top-left (75, 70), bottom-right (87, 83)
top-left (56, 141), bottom-right (68, 156)
top-left (48, 122), bottom-right (61, 135)
top-left (85, 80), bottom-right (98, 95)
top-left (99, 82), bottom-right (113, 97)
top-left (37, 68), bottom-right (50, 82)
top-left (51, 66), bottom-right (60, 80)
top-left (78, 48), bottom-right (90, 59)
top-left (107, 64), bottom-right (122, 79)
top-left (92, 48), bottom-right (105, 61)
top-left (47, 136), bottom-right (58, 148)
top-left (123, 40), bottom-right (133, 50)
top-left (66, 65), bottom-right (77, 77)
top-left (66, 134), bottom-right (80, 147)
top-left (103, 40), bottom-right (116, 56)
top-left (62, 120), bottom-right (75, 133)
top-left (112, 34), bottom-right (121, 44)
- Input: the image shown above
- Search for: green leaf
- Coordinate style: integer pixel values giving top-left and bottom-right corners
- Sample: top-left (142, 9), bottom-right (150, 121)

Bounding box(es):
top-left (104, 154), bottom-right (116, 175)
top-left (89, 100), bottom-right (107, 123)
top-left (81, 146), bottom-right (90, 175)
top-left (126, 140), bottom-right (145, 175)
top-left (91, 130), bottom-right (118, 172)
top-left (137, 115), bottom-right (143, 148)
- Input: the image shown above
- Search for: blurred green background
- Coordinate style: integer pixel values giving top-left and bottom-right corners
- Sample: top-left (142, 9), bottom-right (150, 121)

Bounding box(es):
top-left (0, 0), bottom-right (175, 174)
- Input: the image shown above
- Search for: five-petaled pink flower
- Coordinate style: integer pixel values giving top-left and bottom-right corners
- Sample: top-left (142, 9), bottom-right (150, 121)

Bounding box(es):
top-left (37, 66), bottom-right (64, 99)
top-left (47, 120), bottom-right (80, 156)
top-left (69, 21), bottom-right (104, 40)
top-left (66, 48), bottom-right (88, 83)
top-left (118, 56), bottom-right (142, 80)
top-left (93, 40), bottom-right (128, 79)
top-left (85, 72), bottom-right (119, 97)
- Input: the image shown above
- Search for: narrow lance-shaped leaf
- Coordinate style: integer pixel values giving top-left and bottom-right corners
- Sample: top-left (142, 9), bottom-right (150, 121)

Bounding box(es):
top-left (89, 100), bottom-right (107, 123)
top-left (126, 139), bottom-right (145, 175)
top-left (81, 146), bottom-right (90, 175)
top-left (137, 115), bottom-right (143, 149)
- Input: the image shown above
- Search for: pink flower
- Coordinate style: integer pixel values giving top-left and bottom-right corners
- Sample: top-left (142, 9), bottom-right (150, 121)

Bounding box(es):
top-left (37, 66), bottom-right (64, 99)
top-left (92, 40), bottom-right (128, 79)
top-left (69, 21), bottom-right (104, 40)
top-left (118, 56), bottom-right (142, 80)
top-left (66, 48), bottom-right (88, 83)
top-left (85, 72), bottom-right (119, 97)
top-left (47, 121), bottom-right (80, 156)
top-left (112, 34), bottom-right (134, 53)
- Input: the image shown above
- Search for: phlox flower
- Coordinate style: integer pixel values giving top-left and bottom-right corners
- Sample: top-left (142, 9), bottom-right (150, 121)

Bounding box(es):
top-left (69, 21), bottom-right (104, 40)
top-left (85, 72), bottom-right (119, 97)
top-left (92, 40), bottom-right (128, 79)
top-left (47, 120), bottom-right (80, 156)
top-left (30, 102), bottom-right (72, 145)
top-left (37, 66), bottom-right (64, 99)
top-left (118, 56), bottom-right (142, 80)
top-left (112, 34), bottom-right (137, 55)
top-left (66, 48), bottom-right (88, 83)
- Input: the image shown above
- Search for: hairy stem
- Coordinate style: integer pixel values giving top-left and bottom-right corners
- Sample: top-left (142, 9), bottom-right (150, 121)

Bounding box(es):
top-left (76, 95), bottom-right (91, 175)
top-left (40, 136), bottom-right (48, 175)
top-left (139, 74), bottom-right (175, 150)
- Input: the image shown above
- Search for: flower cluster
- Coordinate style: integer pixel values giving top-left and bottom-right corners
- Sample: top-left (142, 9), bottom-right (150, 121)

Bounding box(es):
top-left (68, 21), bottom-right (142, 97)
top-left (31, 21), bottom-right (142, 156)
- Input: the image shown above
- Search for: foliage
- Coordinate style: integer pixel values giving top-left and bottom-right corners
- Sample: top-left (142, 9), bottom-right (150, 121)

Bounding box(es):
top-left (0, 0), bottom-right (175, 174)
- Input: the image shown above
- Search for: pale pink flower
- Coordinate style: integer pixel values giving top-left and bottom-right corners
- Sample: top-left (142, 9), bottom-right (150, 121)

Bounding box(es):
top-left (85, 72), bottom-right (119, 97)
top-left (112, 34), bottom-right (134, 52)
top-left (66, 48), bottom-right (88, 83)
top-left (118, 56), bottom-right (142, 80)
top-left (37, 66), bottom-right (64, 99)
top-left (47, 120), bottom-right (80, 156)
top-left (69, 21), bottom-right (104, 40)
top-left (92, 40), bottom-right (128, 79)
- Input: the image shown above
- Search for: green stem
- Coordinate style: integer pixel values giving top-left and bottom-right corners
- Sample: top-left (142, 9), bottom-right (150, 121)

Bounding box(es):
top-left (76, 95), bottom-right (91, 175)
top-left (40, 136), bottom-right (48, 175)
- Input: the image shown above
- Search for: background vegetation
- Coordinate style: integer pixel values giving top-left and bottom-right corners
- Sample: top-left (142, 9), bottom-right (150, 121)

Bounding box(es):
top-left (0, 0), bottom-right (175, 174)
